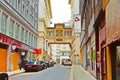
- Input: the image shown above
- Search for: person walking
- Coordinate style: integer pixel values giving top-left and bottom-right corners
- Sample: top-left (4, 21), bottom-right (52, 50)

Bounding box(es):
top-left (18, 60), bottom-right (22, 70)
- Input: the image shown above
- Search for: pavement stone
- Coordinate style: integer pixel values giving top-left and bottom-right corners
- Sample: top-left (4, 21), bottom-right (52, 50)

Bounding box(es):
top-left (69, 64), bottom-right (96, 80)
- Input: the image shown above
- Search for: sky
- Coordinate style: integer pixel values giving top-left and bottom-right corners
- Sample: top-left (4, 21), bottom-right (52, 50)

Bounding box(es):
top-left (50, 0), bottom-right (71, 26)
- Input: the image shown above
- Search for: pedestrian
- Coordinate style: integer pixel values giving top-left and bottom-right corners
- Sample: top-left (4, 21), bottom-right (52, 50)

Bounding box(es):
top-left (18, 60), bottom-right (22, 70)
top-left (22, 58), bottom-right (28, 68)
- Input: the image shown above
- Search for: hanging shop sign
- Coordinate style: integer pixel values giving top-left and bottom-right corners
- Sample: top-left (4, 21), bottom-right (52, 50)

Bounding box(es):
top-left (45, 40), bottom-right (48, 51)
top-left (11, 45), bottom-right (17, 53)
top-left (74, 14), bottom-right (81, 34)
top-left (33, 48), bottom-right (42, 54)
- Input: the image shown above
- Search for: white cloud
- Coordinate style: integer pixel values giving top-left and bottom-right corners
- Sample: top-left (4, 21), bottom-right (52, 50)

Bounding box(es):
top-left (50, 0), bottom-right (71, 26)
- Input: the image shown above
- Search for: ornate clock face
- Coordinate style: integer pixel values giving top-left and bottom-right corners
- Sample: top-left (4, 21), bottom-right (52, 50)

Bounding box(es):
top-left (56, 30), bottom-right (62, 36)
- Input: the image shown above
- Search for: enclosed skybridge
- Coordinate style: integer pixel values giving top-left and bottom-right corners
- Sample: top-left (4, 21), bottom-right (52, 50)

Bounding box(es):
top-left (46, 23), bottom-right (73, 49)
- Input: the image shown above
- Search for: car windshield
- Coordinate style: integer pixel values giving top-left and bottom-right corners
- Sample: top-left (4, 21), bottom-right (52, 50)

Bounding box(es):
top-left (66, 59), bottom-right (71, 62)
top-left (27, 62), bottom-right (36, 64)
top-left (39, 61), bottom-right (44, 63)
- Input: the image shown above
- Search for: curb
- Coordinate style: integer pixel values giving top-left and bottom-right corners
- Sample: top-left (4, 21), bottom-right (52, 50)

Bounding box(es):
top-left (7, 70), bottom-right (25, 76)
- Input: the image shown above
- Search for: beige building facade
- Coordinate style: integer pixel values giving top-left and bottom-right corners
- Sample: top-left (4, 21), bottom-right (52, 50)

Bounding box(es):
top-left (38, 0), bottom-right (52, 60)
top-left (68, 0), bottom-right (81, 64)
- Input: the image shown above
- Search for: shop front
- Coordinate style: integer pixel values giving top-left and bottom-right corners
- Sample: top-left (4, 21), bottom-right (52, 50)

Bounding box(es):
top-left (86, 31), bottom-right (96, 76)
top-left (86, 40), bottom-right (91, 71)
top-left (105, 1), bottom-right (120, 79)
top-left (0, 33), bottom-right (21, 71)
top-left (107, 41), bottom-right (120, 80)
top-left (10, 49), bottom-right (19, 70)
top-left (0, 43), bottom-right (8, 72)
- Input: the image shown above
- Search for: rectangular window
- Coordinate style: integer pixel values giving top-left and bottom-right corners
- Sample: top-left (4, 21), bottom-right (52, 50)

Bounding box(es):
top-left (23, 30), bottom-right (26, 43)
top-left (15, 23), bottom-right (19, 40)
top-left (9, 0), bottom-right (12, 3)
top-left (25, 30), bottom-right (28, 43)
top-left (35, 37), bottom-right (37, 48)
top-left (18, 0), bottom-right (21, 12)
top-left (15, 0), bottom-right (17, 8)
top-left (29, 33), bottom-right (31, 45)
top-left (1, 13), bottom-right (7, 34)
top-left (48, 31), bottom-right (54, 36)
top-left (12, 0), bottom-right (14, 6)
top-left (33, 36), bottom-right (35, 47)
top-left (23, 5), bottom-right (25, 16)
top-left (21, 27), bottom-right (24, 41)
top-left (27, 31), bottom-right (29, 45)
top-left (31, 35), bottom-right (33, 47)
top-left (10, 19), bottom-right (14, 37)
top-left (26, 1), bottom-right (29, 18)
top-left (64, 31), bottom-right (71, 36)
top-left (30, 6), bottom-right (34, 22)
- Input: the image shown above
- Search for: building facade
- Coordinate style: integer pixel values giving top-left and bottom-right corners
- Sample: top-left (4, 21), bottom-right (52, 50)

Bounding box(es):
top-left (38, 0), bottom-right (52, 60)
top-left (80, 0), bottom-right (120, 80)
top-left (81, 0), bottom-right (97, 76)
top-left (104, 0), bottom-right (120, 80)
top-left (0, 0), bottom-right (38, 72)
top-left (68, 0), bottom-right (81, 65)
top-left (79, 0), bottom-right (104, 79)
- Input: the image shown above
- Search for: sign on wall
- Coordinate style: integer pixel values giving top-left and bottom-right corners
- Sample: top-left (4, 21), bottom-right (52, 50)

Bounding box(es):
top-left (45, 40), bottom-right (48, 51)
top-left (74, 14), bottom-right (81, 34)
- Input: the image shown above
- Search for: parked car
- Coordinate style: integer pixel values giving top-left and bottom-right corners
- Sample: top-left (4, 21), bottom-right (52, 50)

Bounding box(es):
top-left (38, 61), bottom-right (47, 69)
top-left (49, 61), bottom-right (54, 67)
top-left (45, 61), bottom-right (50, 68)
top-left (45, 61), bottom-right (54, 67)
top-left (23, 61), bottom-right (42, 72)
top-left (63, 59), bottom-right (72, 66)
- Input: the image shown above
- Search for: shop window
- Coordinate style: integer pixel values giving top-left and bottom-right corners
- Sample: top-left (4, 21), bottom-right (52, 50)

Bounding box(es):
top-left (116, 46), bottom-right (120, 80)
top-left (90, 47), bottom-right (96, 71)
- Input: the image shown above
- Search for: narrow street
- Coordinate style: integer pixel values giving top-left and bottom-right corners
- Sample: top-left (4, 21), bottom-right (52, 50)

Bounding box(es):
top-left (1, 0), bottom-right (120, 80)
top-left (9, 65), bottom-right (71, 80)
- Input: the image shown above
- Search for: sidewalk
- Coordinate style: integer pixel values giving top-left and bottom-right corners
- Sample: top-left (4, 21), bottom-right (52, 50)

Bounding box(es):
top-left (7, 69), bottom-right (25, 76)
top-left (69, 64), bottom-right (96, 80)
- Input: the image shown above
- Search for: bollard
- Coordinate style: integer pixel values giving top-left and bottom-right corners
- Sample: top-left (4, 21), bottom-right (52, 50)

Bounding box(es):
top-left (0, 73), bottom-right (8, 80)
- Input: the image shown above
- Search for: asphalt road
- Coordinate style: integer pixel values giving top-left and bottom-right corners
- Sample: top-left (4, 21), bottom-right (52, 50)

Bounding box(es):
top-left (9, 65), bottom-right (71, 80)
